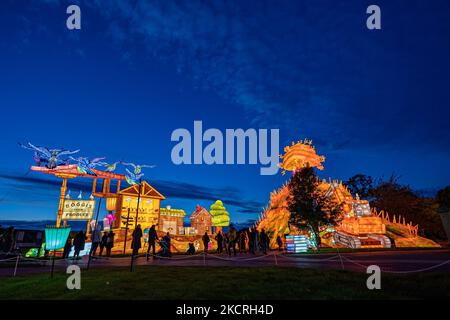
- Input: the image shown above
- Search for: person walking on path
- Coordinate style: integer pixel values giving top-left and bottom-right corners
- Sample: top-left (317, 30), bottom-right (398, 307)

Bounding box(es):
top-left (131, 224), bottom-right (143, 257)
top-left (146, 225), bottom-right (159, 260)
top-left (202, 232), bottom-right (210, 253)
top-left (73, 231), bottom-right (86, 259)
top-left (215, 231), bottom-right (223, 254)
top-left (106, 231), bottom-right (115, 257)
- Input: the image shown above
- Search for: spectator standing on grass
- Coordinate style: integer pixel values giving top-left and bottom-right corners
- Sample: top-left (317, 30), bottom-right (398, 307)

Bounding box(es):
top-left (131, 224), bottom-right (143, 257)
top-left (73, 231), bottom-right (86, 259)
top-left (215, 231), bottom-right (223, 254)
top-left (106, 231), bottom-right (115, 257)
top-left (146, 225), bottom-right (159, 260)
top-left (99, 232), bottom-right (108, 256)
top-left (202, 232), bottom-right (210, 253)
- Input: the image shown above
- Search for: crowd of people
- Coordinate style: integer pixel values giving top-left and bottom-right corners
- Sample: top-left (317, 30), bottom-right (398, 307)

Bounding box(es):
top-left (2, 223), bottom-right (283, 259)
top-left (63, 229), bottom-right (116, 259)
top-left (202, 226), bottom-right (282, 256)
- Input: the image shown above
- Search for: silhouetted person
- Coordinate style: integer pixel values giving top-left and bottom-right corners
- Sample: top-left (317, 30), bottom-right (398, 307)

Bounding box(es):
top-left (99, 232), bottom-right (108, 256)
top-left (132, 225), bottom-right (143, 257)
top-left (276, 235), bottom-right (283, 251)
top-left (248, 228), bottom-right (255, 255)
top-left (186, 243), bottom-right (195, 255)
top-left (162, 232), bottom-right (172, 257)
top-left (202, 232), bottom-right (210, 253)
top-left (239, 232), bottom-right (247, 254)
top-left (62, 237), bottom-right (72, 259)
top-left (215, 231), bottom-right (223, 254)
top-left (73, 231), bottom-right (86, 259)
top-left (90, 228), bottom-right (101, 256)
top-left (227, 225), bottom-right (237, 256)
top-left (146, 225), bottom-right (159, 260)
top-left (106, 231), bottom-right (114, 257)
top-left (254, 229), bottom-right (259, 253)
top-left (260, 229), bottom-right (269, 254)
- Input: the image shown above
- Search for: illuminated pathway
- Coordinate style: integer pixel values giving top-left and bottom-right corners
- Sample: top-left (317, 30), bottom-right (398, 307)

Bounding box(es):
top-left (1, 249), bottom-right (450, 277)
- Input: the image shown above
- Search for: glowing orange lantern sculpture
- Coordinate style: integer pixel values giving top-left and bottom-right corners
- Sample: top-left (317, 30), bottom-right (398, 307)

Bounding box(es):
top-left (278, 139), bottom-right (325, 174)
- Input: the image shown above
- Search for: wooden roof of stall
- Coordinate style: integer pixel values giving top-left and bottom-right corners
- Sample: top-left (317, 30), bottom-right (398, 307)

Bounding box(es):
top-left (31, 165), bottom-right (126, 180)
top-left (119, 181), bottom-right (166, 200)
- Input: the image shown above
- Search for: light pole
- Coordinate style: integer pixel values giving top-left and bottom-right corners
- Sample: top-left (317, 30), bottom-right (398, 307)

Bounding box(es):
top-left (123, 197), bottom-right (132, 255)
top-left (130, 179), bottom-right (142, 272)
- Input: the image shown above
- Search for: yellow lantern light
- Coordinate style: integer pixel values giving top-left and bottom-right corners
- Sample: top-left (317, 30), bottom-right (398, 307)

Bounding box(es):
top-left (106, 196), bottom-right (117, 212)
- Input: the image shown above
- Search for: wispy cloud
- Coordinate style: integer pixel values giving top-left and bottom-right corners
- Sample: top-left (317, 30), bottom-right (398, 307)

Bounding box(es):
top-left (0, 171), bottom-right (265, 214)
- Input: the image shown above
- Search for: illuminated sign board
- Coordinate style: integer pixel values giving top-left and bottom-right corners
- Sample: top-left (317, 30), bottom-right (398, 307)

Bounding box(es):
top-left (286, 235), bottom-right (308, 253)
top-left (62, 200), bottom-right (95, 220)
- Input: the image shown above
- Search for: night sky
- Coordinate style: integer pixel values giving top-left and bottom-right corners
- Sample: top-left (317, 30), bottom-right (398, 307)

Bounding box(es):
top-left (0, 0), bottom-right (449, 224)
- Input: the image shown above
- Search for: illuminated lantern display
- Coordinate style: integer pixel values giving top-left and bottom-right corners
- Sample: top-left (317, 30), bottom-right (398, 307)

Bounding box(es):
top-left (285, 235), bottom-right (308, 253)
top-left (209, 200), bottom-right (230, 233)
top-left (106, 196), bottom-right (117, 212)
top-left (44, 226), bottom-right (71, 251)
top-left (278, 139), bottom-right (325, 174)
top-left (159, 206), bottom-right (186, 234)
top-left (190, 205), bottom-right (213, 235)
top-left (116, 181), bottom-right (166, 230)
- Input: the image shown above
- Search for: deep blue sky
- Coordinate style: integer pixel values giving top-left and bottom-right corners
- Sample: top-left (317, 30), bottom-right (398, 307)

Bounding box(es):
top-left (0, 0), bottom-right (449, 224)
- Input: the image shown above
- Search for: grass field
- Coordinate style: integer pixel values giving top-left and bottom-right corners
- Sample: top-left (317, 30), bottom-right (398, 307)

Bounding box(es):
top-left (0, 266), bottom-right (449, 300)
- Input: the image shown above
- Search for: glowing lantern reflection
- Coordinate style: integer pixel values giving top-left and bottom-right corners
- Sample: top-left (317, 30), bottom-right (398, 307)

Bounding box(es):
top-left (44, 226), bottom-right (71, 251)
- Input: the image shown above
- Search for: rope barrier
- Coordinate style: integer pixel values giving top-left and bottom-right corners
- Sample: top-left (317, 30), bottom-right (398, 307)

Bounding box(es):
top-left (340, 255), bottom-right (450, 274)
top-left (277, 254), bottom-right (340, 262)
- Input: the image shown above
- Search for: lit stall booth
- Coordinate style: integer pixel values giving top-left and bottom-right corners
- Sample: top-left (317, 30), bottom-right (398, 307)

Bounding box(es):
top-left (159, 206), bottom-right (186, 235)
top-left (31, 164), bottom-right (126, 235)
top-left (115, 181), bottom-right (166, 231)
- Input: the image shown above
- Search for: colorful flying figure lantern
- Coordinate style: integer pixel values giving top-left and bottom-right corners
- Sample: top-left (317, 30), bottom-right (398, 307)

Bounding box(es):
top-left (122, 162), bottom-right (155, 185)
top-left (69, 156), bottom-right (108, 175)
top-left (19, 142), bottom-right (80, 169)
top-left (104, 161), bottom-right (121, 172)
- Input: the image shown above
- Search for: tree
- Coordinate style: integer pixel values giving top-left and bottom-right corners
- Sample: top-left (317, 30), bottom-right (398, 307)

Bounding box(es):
top-left (370, 176), bottom-right (446, 241)
top-left (344, 174), bottom-right (373, 199)
top-left (437, 186), bottom-right (450, 212)
top-left (210, 200), bottom-right (230, 231)
top-left (287, 166), bottom-right (341, 246)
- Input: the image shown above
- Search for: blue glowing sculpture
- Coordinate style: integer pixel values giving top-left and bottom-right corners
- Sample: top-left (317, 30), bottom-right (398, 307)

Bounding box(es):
top-left (69, 156), bottom-right (107, 175)
top-left (122, 162), bottom-right (155, 185)
top-left (20, 142), bottom-right (80, 169)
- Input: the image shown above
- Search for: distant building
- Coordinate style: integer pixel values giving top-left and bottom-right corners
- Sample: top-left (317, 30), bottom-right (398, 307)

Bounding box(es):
top-left (190, 205), bottom-right (212, 235)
